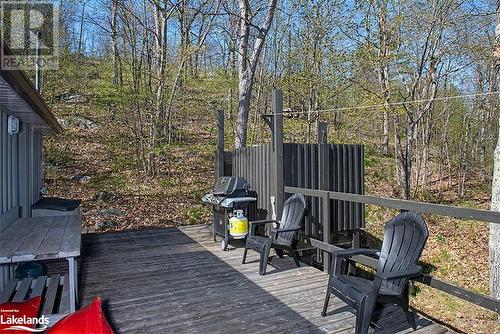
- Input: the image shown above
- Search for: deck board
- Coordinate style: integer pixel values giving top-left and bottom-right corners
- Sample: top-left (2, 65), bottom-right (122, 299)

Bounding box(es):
top-left (77, 225), bottom-right (452, 334)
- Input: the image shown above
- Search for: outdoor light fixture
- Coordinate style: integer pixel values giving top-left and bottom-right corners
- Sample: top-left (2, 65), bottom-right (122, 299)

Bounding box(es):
top-left (7, 115), bottom-right (19, 135)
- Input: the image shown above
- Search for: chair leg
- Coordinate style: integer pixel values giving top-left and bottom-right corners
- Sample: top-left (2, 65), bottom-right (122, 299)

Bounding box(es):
top-left (275, 249), bottom-right (284, 258)
top-left (355, 299), bottom-right (365, 334)
top-left (400, 285), bottom-right (417, 330)
top-left (242, 247), bottom-right (248, 264)
top-left (291, 251), bottom-right (301, 267)
top-left (357, 295), bottom-right (375, 334)
top-left (404, 310), bottom-right (417, 330)
top-left (259, 243), bottom-right (271, 275)
top-left (402, 293), bottom-right (417, 330)
top-left (321, 286), bottom-right (331, 317)
top-left (347, 259), bottom-right (357, 275)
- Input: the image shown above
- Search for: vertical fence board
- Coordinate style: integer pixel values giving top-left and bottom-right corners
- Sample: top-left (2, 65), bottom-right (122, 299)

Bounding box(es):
top-left (348, 145), bottom-right (354, 229)
top-left (311, 144), bottom-right (317, 237)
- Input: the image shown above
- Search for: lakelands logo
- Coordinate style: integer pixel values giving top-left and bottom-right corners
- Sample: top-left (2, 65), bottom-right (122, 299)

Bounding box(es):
top-left (0, 0), bottom-right (60, 70)
top-left (0, 310), bottom-right (49, 332)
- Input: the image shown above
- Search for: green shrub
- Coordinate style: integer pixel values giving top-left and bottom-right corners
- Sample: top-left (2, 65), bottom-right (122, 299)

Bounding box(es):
top-left (182, 205), bottom-right (205, 224)
top-left (436, 233), bottom-right (446, 245)
top-left (159, 177), bottom-right (175, 188)
top-left (44, 143), bottom-right (74, 167)
top-left (88, 173), bottom-right (127, 191)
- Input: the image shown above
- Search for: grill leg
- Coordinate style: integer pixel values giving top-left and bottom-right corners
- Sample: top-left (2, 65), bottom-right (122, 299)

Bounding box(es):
top-left (213, 210), bottom-right (218, 242)
top-left (242, 247), bottom-right (248, 264)
top-left (224, 209), bottom-right (229, 249)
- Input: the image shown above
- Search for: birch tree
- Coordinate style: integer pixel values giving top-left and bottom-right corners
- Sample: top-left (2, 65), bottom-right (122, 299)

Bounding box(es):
top-left (234, 0), bottom-right (278, 148)
top-left (489, 0), bottom-right (500, 306)
top-left (373, 0), bottom-right (396, 156)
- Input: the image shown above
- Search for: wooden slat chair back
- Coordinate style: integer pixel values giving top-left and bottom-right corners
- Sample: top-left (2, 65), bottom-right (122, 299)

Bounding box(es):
top-left (377, 211), bottom-right (429, 296)
top-left (243, 193), bottom-right (307, 275)
top-left (273, 193), bottom-right (307, 246)
top-left (321, 211), bottom-right (429, 334)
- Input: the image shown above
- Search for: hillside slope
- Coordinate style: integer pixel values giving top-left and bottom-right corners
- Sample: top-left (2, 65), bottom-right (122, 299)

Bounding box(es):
top-left (41, 56), bottom-right (498, 333)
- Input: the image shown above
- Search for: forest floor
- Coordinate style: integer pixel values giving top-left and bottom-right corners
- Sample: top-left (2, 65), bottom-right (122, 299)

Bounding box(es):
top-left (42, 56), bottom-right (498, 334)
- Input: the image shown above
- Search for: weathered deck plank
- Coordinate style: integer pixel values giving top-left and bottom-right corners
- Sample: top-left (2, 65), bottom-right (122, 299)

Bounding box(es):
top-left (77, 225), bottom-right (452, 334)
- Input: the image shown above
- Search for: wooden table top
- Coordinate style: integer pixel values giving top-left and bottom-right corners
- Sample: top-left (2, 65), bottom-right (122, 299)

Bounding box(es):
top-left (0, 215), bottom-right (81, 264)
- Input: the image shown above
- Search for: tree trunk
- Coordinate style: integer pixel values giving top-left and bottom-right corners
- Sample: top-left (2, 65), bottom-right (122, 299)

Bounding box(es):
top-left (459, 112), bottom-right (471, 197)
top-left (234, 0), bottom-right (277, 149)
top-left (376, 1), bottom-right (391, 156)
top-left (382, 112), bottom-right (389, 155)
top-left (235, 76), bottom-right (252, 148)
top-left (403, 120), bottom-right (415, 199)
top-left (439, 100), bottom-right (451, 195)
top-left (477, 67), bottom-right (487, 182)
top-left (110, 0), bottom-right (122, 86)
top-left (489, 0), bottom-right (500, 305)
top-left (422, 115), bottom-right (431, 188)
top-left (78, 2), bottom-right (86, 55)
top-left (490, 118), bottom-right (500, 302)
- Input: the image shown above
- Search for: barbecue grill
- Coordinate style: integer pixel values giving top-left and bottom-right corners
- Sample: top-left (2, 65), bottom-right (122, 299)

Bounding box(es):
top-left (202, 176), bottom-right (256, 250)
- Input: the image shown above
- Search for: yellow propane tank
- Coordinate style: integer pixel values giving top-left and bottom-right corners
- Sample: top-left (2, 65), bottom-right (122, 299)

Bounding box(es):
top-left (229, 210), bottom-right (248, 239)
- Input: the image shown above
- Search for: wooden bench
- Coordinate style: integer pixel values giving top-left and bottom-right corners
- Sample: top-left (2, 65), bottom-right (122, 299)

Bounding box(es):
top-left (0, 275), bottom-right (71, 326)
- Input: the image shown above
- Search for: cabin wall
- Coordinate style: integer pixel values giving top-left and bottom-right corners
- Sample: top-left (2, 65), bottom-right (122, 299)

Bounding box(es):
top-left (0, 106), bottom-right (44, 287)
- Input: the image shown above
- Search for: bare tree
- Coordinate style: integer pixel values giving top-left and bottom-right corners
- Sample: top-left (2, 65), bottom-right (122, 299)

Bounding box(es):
top-left (393, 0), bottom-right (452, 199)
top-left (374, 0), bottom-right (395, 156)
top-left (164, 0), bottom-right (221, 141)
top-left (234, 0), bottom-right (278, 148)
top-left (147, 0), bottom-right (172, 175)
top-left (110, 0), bottom-right (123, 85)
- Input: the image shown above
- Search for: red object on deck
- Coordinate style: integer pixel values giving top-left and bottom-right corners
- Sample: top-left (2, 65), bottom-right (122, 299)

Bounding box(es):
top-left (47, 296), bottom-right (114, 334)
top-left (0, 296), bottom-right (42, 333)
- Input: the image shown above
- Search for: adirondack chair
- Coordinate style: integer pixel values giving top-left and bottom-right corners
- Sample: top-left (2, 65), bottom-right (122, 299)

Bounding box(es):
top-left (242, 193), bottom-right (306, 275)
top-left (321, 211), bottom-right (429, 334)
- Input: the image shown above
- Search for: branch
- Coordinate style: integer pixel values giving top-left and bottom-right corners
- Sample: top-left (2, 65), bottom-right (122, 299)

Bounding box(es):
top-left (248, 0), bottom-right (278, 78)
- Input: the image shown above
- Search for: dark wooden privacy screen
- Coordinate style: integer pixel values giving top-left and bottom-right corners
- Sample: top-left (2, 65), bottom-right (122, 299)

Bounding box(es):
top-left (228, 144), bottom-right (365, 242)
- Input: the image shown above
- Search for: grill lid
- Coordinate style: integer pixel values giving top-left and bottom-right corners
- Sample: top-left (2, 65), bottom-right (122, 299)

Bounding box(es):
top-left (212, 177), bottom-right (249, 196)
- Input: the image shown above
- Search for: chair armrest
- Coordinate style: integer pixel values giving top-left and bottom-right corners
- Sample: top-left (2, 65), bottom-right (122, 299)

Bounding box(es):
top-left (249, 220), bottom-right (278, 226)
top-left (271, 226), bottom-right (301, 236)
top-left (376, 265), bottom-right (422, 281)
top-left (330, 248), bottom-right (379, 278)
top-left (249, 220), bottom-right (278, 236)
top-left (331, 248), bottom-right (379, 259)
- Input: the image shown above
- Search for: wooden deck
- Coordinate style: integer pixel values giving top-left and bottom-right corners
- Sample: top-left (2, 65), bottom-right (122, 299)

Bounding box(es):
top-left (75, 225), bottom-right (452, 333)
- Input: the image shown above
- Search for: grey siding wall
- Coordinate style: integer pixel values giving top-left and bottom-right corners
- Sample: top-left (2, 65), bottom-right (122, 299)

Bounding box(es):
top-left (0, 109), bottom-right (19, 225)
top-left (0, 107), bottom-right (44, 287)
